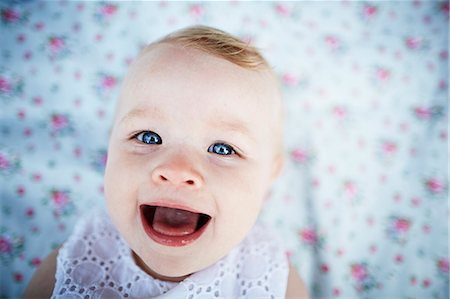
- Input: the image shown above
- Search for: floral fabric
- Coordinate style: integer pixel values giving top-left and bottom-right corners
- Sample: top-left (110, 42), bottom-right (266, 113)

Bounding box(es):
top-left (0, 1), bottom-right (448, 299)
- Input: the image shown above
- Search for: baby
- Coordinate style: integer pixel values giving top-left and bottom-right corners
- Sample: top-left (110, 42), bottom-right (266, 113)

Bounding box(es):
top-left (23, 25), bottom-right (308, 298)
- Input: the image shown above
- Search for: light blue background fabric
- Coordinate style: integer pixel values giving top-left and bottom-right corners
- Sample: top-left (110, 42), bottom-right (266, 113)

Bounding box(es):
top-left (0, 1), bottom-right (448, 298)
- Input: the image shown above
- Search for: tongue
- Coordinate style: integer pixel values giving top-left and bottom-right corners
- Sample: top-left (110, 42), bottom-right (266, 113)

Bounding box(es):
top-left (152, 207), bottom-right (200, 236)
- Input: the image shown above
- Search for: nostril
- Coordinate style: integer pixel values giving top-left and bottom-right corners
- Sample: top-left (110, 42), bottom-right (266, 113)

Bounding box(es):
top-left (152, 169), bottom-right (201, 188)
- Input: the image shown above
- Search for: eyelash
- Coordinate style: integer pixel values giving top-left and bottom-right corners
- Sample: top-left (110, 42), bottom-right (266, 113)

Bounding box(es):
top-left (207, 143), bottom-right (236, 156)
top-left (132, 131), bottom-right (237, 156)
top-left (135, 131), bottom-right (162, 145)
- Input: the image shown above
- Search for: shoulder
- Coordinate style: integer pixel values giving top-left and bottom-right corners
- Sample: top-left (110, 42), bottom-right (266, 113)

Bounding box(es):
top-left (22, 247), bottom-right (59, 299)
top-left (285, 265), bottom-right (309, 299)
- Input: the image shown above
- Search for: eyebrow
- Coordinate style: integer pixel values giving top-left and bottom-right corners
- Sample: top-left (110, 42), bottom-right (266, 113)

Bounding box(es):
top-left (119, 106), bottom-right (166, 124)
top-left (207, 116), bottom-right (252, 138)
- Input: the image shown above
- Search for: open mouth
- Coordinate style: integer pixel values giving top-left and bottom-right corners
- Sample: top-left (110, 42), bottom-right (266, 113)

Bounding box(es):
top-left (140, 205), bottom-right (211, 247)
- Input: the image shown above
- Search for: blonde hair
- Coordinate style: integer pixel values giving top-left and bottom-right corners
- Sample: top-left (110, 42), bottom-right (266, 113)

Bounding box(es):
top-left (144, 25), bottom-right (271, 71)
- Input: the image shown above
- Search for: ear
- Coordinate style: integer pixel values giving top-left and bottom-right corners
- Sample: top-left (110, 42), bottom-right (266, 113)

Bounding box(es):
top-left (270, 152), bottom-right (285, 181)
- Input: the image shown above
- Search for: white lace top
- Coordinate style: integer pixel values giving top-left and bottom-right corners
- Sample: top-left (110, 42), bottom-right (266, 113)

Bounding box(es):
top-left (51, 210), bottom-right (289, 299)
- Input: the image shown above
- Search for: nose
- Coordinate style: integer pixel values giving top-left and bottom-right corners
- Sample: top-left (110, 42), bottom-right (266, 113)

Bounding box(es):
top-left (151, 158), bottom-right (204, 189)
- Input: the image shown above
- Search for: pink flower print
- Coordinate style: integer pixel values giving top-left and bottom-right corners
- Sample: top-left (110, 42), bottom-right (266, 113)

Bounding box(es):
top-left (362, 4), bottom-right (378, 19)
top-left (46, 189), bottom-right (75, 217)
top-left (34, 21), bottom-right (45, 31)
top-left (190, 4), bottom-right (204, 18)
top-left (382, 141), bottom-right (397, 155)
top-left (0, 150), bottom-right (21, 177)
top-left (14, 272), bottom-right (23, 282)
top-left (0, 234), bottom-right (24, 263)
top-left (52, 190), bottom-right (69, 207)
top-left (411, 197), bottom-right (421, 207)
top-left (33, 96), bottom-right (43, 106)
top-left (45, 35), bottom-right (69, 59)
top-left (94, 3), bottom-right (118, 24)
top-left (17, 109), bottom-right (26, 120)
top-left (350, 262), bottom-right (378, 293)
top-left (422, 279), bottom-right (431, 288)
top-left (439, 79), bottom-right (447, 90)
top-left (333, 106), bottom-right (347, 119)
top-left (425, 177), bottom-right (445, 194)
top-left (336, 248), bottom-right (345, 257)
top-left (291, 148), bottom-right (309, 163)
top-left (23, 51), bottom-right (32, 61)
top-left (17, 33), bottom-right (26, 43)
top-left (0, 237), bottom-right (12, 253)
top-left (437, 258), bottom-right (449, 274)
top-left (376, 67), bottom-right (391, 81)
top-left (77, 3), bottom-right (85, 12)
top-left (51, 114), bottom-right (68, 131)
top-left (422, 224), bottom-right (431, 234)
top-left (0, 76), bottom-right (11, 93)
top-left (31, 225), bottom-right (39, 234)
top-left (299, 228), bottom-right (317, 245)
top-left (31, 257), bottom-right (41, 267)
top-left (74, 147), bottom-right (82, 158)
top-left (1, 8), bottom-right (20, 23)
top-left (320, 263), bottom-right (329, 273)
top-left (101, 4), bottom-right (117, 16)
top-left (387, 216), bottom-right (412, 244)
top-left (405, 37), bottom-right (423, 49)
top-left (0, 73), bottom-right (23, 98)
top-left (95, 73), bottom-right (118, 96)
top-left (440, 2), bottom-right (449, 16)
top-left (0, 153), bottom-right (10, 170)
top-left (414, 106), bottom-right (432, 119)
top-left (102, 75), bottom-right (117, 90)
top-left (25, 207), bottom-right (34, 218)
top-left (344, 181), bottom-right (358, 197)
top-left (351, 264), bottom-right (368, 281)
top-left (325, 35), bottom-right (341, 51)
top-left (282, 73), bottom-right (298, 87)
top-left (49, 36), bottom-right (65, 53)
top-left (394, 254), bottom-right (403, 264)
top-left (332, 288), bottom-right (341, 296)
top-left (32, 172), bottom-right (42, 182)
top-left (275, 3), bottom-right (291, 16)
top-left (16, 185), bottom-right (25, 196)
top-left (394, 218), bottom-right (410, 233)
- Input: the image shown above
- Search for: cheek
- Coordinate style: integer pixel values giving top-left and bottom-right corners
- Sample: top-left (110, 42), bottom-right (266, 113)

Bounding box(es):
top-left (212, 161), bottom-right (269, 218)
top-left (104, 149), bottom-right (142, 215)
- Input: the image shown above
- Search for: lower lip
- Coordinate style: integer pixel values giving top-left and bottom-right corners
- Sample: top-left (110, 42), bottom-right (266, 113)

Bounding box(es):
top-left (140, 207), bottom-right (210, 247)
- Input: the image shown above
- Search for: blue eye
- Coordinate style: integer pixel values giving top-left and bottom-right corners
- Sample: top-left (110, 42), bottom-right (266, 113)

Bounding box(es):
top-left (208, 143), bottom-right (236, 156)
top-left (136, 131), bottom-right (162, 144)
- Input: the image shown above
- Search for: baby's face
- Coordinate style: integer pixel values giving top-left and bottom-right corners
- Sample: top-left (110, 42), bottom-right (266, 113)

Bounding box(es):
top-left (104, 43), bottom-right (282, 279)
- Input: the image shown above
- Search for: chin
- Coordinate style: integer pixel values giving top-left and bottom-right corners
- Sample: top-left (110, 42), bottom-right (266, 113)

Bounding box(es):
top-left (135, 248), bottom-right (210, 280)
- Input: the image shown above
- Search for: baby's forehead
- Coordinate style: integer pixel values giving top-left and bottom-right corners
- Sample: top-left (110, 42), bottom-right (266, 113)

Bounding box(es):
top-left (129, 43), bottom-right (276, 84)
top-left (116, 43), bottom-right (281, 122)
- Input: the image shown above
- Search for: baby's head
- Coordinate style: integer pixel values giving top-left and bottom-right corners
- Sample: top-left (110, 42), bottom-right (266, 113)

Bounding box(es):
top-left (104, 25), bottom-right (283, 281)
